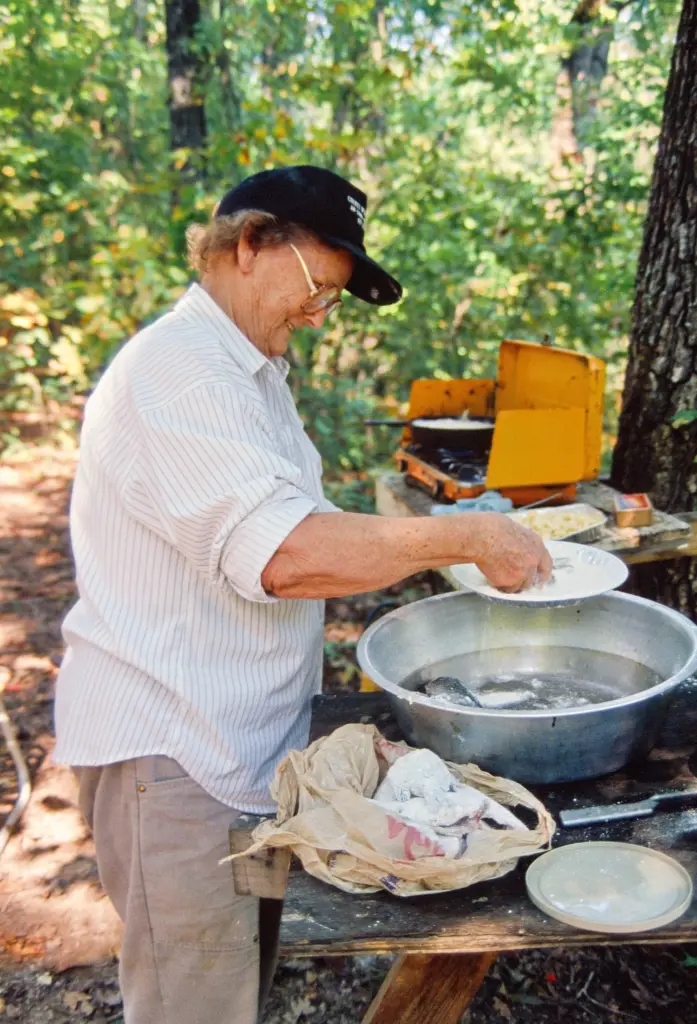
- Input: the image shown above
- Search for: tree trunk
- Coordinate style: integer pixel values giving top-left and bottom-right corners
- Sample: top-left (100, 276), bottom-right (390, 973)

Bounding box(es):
top-left (133, 0), bottom-right (147, 42)
top-left (165, 0), bottom-right (207, 181)
top-left (564, 0), bottom-right (612, 149)
top-left (610, 0), bottom-right (697, 616)
top-left (214, 0), bottom-right (242, 132)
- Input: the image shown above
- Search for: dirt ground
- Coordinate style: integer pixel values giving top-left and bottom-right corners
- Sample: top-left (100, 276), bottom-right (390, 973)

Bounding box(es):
top-left (2, 446), bottom-right (697, 1023)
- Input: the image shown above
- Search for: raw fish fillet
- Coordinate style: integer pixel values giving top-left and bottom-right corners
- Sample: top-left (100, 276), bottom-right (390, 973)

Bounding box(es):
top-left (477, 689), bottom-right (532, 709)
top-left (423, 676), bottom-right (482, 708)
top-left (372, 748), bottom-right (527, 859)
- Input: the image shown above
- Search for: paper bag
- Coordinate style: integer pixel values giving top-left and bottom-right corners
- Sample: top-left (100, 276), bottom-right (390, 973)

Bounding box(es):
top-left (225, 724), bottom-right (555, 897)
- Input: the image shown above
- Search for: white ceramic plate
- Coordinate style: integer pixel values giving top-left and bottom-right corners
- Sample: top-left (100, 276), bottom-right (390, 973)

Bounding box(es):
top-left (525, 842), bottom-right (693, 934)
top-left (449, 540), bottom-right (628, 606)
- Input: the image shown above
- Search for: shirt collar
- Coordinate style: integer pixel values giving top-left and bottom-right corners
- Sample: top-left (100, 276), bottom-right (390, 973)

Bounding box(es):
top-left (273, 356), bottom-right (291, 380)
top-left (175, 283), bottom-right (276, 379)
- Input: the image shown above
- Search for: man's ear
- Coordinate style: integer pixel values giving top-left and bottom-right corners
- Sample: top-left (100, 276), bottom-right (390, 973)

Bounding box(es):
top-left (236, 225), bottom-right (259, 275)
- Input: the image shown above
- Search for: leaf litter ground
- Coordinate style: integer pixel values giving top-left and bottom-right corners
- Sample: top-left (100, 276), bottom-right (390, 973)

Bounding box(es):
top-left (2, 448), bottom-right (697, 1023)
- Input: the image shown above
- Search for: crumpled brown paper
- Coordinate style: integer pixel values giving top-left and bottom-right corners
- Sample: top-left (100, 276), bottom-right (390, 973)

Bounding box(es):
top-left (224, 723), bottom-right (555, 896)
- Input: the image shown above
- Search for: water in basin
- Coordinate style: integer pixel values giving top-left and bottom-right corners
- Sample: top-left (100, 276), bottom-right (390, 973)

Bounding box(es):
top-left (402, 645), bottom-right (662, 712)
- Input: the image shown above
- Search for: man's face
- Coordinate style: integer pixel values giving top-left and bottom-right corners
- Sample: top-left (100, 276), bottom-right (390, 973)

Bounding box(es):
top-left (246, 240), bottom-right (354, 358)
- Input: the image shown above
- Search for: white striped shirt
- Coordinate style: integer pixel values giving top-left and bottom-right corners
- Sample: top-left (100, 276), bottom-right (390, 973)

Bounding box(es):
top-left (54, 283), bottom-right (336, 813)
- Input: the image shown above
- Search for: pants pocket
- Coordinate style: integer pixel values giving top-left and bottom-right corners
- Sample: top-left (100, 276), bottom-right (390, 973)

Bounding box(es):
top-left (136, 775), bottom-right (258, 951)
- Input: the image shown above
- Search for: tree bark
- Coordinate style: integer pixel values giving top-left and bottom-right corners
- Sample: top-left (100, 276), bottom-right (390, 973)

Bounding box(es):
top-left (214, 0), bottom-right (242, 131)
top-left (165, 0), bottom-right (207, 180)
top-left (610, 0), bottom-right (697, 616)
top-left (133, 0), bottom-right (147, 42)
top-left (564, 0), bottom-right (612, 149)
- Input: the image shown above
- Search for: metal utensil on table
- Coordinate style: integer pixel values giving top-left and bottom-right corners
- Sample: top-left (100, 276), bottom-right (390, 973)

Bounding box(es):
top-left (517, 492), bottom-right (566, 512)
top-left (560, 790), bottom-right (697, 828)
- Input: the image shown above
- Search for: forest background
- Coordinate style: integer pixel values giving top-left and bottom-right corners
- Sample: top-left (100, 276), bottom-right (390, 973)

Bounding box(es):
top-left (0, 0), bottom-right (682, 510)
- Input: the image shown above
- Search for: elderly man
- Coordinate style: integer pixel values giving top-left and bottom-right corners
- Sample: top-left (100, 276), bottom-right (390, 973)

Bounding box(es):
top-left (55, 165), bottom-right (549, 1024)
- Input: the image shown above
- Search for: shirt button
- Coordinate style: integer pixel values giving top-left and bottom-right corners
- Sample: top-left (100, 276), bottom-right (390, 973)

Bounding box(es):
top-left (137, 784), bottom-right (146, 793)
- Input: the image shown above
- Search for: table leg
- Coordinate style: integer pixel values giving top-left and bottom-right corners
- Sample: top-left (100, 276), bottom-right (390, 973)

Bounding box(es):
top-left (361, 951), bottom-right (497, 1024)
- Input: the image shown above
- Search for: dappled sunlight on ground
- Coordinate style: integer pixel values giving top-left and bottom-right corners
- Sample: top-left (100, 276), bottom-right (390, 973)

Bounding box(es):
top-left (0, 758), bottom-right (122, 970)
top-left (0, 447), bottom-right (122, 971)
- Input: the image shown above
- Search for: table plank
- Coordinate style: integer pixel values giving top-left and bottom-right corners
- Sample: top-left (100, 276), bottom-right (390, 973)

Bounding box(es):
top-left (279, 688), bottom-right (697, 956)
top-left (280, 865), bottom-right (697, 957)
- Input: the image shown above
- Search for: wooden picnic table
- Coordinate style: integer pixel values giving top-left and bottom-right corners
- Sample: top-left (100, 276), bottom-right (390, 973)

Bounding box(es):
top-left (232, 686), bottom-right (697, 1023)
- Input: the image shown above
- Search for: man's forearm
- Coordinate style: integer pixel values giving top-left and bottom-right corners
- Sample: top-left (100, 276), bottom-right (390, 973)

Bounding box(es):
top-left (261, 511), bottom-right (488, 599)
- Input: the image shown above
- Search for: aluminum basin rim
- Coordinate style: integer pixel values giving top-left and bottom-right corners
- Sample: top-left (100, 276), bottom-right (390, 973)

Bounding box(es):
top-left (356, 590), bottom-right (697, 720)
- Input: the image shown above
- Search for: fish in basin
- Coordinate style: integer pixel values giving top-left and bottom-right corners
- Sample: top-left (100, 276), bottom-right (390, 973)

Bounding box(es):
top-left (422, 676), bottom-right (482, 708)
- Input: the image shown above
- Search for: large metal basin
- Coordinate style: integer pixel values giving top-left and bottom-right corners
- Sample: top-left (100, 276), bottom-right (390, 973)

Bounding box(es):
top-left (356, 591), bottom-right (697, 783)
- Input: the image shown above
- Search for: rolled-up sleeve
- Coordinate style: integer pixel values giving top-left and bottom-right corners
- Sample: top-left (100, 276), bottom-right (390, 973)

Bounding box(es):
top-left (318, 496), bottom-right (342, 513)
top-left (134, 382), bottom-right (318, 602)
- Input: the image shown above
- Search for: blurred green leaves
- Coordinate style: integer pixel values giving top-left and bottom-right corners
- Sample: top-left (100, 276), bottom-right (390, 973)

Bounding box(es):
top-left (0, 0), bottom-right (681, 478)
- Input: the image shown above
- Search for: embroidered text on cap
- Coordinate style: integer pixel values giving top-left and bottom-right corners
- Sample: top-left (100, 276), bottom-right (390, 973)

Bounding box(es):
top-left (347, 195), bottom-right (366, 227)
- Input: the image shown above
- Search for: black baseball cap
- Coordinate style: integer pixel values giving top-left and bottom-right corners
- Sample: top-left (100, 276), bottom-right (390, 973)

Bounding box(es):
top-left (215, 165), bottom-right (402, 306)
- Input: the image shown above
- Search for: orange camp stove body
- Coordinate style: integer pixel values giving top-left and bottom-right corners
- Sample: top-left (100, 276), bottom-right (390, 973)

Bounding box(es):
top-left (396, 339), bottom-right (605, 507)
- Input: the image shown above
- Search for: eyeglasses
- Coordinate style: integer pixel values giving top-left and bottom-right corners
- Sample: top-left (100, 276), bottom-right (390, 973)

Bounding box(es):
top-left (290, 244), bottom-right (343, 316)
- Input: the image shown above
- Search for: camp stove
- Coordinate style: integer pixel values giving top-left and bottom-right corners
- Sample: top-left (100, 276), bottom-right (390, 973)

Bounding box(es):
top-left (390, 339), bottom-right (606, 507)
top-left (397, 444), bottom-right (488, 501)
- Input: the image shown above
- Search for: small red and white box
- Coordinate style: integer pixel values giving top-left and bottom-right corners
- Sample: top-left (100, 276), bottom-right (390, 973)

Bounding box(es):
top-left (613, 493), bottom-right (654, 528)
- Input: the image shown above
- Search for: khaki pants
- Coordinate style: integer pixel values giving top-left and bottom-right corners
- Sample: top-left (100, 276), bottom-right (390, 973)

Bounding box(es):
top-left (75, 756), bottom-right (282, 1024)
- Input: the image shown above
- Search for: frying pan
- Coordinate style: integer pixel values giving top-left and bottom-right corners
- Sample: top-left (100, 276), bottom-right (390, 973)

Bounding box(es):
top-left (364, 416), bottom-right (495, 457)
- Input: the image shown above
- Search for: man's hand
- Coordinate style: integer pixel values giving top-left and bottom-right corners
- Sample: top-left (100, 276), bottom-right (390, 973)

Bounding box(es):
top-left (468, 513), bottom-right (553, 592)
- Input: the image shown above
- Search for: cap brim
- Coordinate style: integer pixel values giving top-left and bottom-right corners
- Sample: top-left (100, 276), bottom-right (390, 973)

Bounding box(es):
top-left (319, 234), bottom-right (402, 306)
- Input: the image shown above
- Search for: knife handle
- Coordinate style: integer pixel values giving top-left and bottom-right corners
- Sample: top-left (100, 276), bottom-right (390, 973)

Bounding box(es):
top-left (559, 802), bottom-right (654, 828)
top-left (654, 790), bottom-right (697, 808)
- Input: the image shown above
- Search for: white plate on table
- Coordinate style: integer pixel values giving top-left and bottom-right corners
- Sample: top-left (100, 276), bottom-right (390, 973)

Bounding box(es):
top-left (525, 842), bottom-right (693, 934)
top-left (450, 540), bottom-right (628, 606)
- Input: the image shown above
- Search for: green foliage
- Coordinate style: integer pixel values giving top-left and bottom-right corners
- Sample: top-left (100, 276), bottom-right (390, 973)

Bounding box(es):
top-left (323, 638), bottom-right (362, 690)
top-left (323, 476), bottom-right (377, 513)
top-left (0, 0), bottom-right (681, 476)
top-left (672, 410), bottom-right (697, 428)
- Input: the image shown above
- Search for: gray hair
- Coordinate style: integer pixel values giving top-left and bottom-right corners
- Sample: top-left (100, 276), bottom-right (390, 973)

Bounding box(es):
top-left (186, 209), bottom-right (316, 276)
